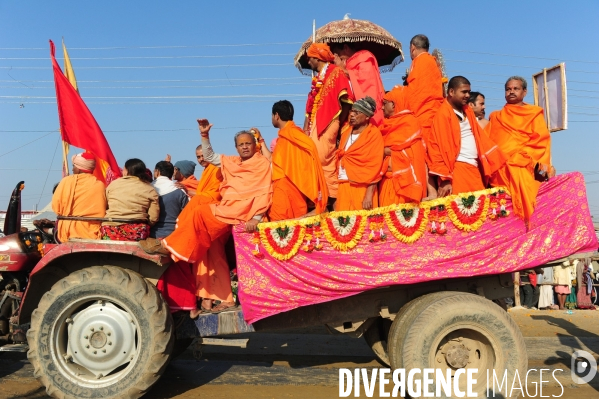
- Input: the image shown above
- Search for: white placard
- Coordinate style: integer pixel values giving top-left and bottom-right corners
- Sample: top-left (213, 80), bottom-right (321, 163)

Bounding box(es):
top-left (533, 63), bottom-right (568, 132)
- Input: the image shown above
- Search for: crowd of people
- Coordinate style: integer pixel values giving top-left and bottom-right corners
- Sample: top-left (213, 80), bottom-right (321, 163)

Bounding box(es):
top-left (51, 33), bottom-right (555, 316)
top-left (518, 258), bottom-right (598, 310)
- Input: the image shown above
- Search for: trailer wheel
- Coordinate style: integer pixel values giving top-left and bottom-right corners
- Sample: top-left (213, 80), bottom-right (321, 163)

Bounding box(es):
top-left (388, 292), bottom-right (527, 399)
top-left (27, 266), bottom-right (174, 399)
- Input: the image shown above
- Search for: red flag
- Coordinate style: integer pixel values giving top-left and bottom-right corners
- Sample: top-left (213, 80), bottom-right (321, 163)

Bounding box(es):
top-left (50, 40), bottom-right (121, 184)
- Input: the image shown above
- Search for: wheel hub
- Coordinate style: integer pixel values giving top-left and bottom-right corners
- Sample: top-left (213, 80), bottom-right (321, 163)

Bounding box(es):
top-left (66, 302), bottom-right (137, 377)
top-left (443, 340), bottom-right (470, 369)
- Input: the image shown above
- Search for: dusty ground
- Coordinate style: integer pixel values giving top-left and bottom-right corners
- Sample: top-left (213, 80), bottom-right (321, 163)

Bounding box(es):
top-left (0, 308), bottom-right (598, 398)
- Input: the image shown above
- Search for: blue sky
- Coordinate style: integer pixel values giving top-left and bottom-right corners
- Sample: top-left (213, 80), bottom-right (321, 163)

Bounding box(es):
top-left (1, 0), bottom-right (598, 218)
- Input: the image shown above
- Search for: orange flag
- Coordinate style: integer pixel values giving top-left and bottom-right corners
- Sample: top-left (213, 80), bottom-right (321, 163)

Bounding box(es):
top-left (50, 40), bottom-right (121, 184)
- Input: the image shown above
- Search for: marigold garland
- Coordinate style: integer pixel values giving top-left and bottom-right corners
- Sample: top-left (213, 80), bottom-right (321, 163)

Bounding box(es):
top-left (447, 194), bottom-right (489, 232)
top-left (252, 187), bottom-right (511, 259)
top-left (385, 205), bottom-right (429, 243)
top-left (321, 214), bottom-right (367, 251)
top-left (259, 223), bottom-right (305, 261)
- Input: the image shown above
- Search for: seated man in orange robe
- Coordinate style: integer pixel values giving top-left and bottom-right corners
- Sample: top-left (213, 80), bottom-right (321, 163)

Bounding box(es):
top-left (269, 100), bottom-right (328, 221)
top-left (331, 43), bottom-right (385, 126)
top-left (191, 133), bottom-right (230, 313)
top-left (487, 76), bottom-right (552, 222)
top-left (337, 97), bottom-right (384, 211)
top-left (52, 152), bottom-right (107, 241)
top-left (405, 34), bottom-right (445, 198)
top-left (378, 86), bottom-right (427, 205)
top-left (141, 123), bottom-right (272, 314)
top-left (428, 76), bottom-right (505, 197)
top-left (173, 160), bottom-right (198, 196)
top-left (304, 43), bottom-right (354, 210)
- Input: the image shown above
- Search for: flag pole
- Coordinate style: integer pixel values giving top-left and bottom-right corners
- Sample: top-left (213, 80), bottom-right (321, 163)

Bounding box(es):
top-left (312, 19), bottom-right (316, 78)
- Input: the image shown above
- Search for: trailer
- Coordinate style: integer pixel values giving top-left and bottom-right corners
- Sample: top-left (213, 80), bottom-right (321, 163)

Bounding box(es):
top-left (0, 172), bottom-right (596, 398)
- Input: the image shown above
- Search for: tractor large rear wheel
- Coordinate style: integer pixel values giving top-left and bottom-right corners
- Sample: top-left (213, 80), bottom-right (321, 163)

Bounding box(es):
top-left (27, 266), bottom-right (173, 399)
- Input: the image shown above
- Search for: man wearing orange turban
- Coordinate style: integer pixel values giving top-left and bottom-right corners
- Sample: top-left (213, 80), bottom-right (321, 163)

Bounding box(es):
top-left (487, 76), bottom-right (552, 223)
top-left (304, 42), bottom-right (354, 210)
top-left (378, 87), bottom-right (427, 205)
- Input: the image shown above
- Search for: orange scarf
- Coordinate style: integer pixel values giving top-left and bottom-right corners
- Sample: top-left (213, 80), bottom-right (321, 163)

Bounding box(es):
top-left (379, 90), bottom-right (426, 203)
top-left (272, 121), bottom-right (329, 213)
top-left (338, 124), bottom-right (384, 184)
top-left (429, 99), bottom-right (505, 180)
top-left (196, 163), bottom-right (223, 204)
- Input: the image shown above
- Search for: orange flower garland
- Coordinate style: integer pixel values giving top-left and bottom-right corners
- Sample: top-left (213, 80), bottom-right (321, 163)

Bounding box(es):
top-left (321, 214), bottom-right (367, 251)
top-left (259, 224), bottom-right (305, 261)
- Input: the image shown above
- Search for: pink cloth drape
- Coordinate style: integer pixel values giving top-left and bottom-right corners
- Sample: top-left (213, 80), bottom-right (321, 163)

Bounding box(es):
top-left (235, 172), bottom-right (597, 324)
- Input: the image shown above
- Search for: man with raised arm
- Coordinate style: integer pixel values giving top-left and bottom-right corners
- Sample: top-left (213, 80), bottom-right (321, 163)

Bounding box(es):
top-left (336, 97), bottom-right (384, 211)
top-left (468, 91), bottom-right (489, 129)
top-left (269, 100), bottom-right (328, 221)
top-left (487, 76), bottom-right (552, 222)
top-left (52, 152), bottom-right (107, 241)
top-left (428, 76), bottom-right (505, 197)
top-left (378, 86), bottom-right (427, 205)
top-left (141, 121), bottom-right (272, 314)
top-left (304, 43), bottom-right (354, 210)
top-left (330, 42), bottom-right (386, 126)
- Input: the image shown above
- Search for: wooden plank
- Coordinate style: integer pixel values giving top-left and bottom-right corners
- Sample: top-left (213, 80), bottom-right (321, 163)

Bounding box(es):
top-left (202, 338), bottom-right (249, 348)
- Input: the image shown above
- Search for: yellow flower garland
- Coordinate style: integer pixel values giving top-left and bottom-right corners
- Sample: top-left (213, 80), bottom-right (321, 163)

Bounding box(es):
top-left (258, 221), bottom-right (305, 261)
top-left (384, 204), bottom-right (430, 244)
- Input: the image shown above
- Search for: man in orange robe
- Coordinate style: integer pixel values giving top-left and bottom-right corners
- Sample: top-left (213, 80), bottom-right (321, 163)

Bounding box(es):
top-left (304, 43), bottom-right (354, 210)
top-left (487, 76), bottom-right (552, 222)
top-left (52, 152), bottom-right (107, 241)
top-left (191, 137), bottom-right (230, 311)
top-left (378, 87), bottom-right (427, 205)
top-left (428, 76), bottom-right (505, 196)
top-left (405, 35), bottom-right (446, 198)
top-left (142, 122), bottom-right (272, 314)
top-left (269, 100), bottom-right (328, 221)
top-left (336, 97), bottom-right (384, 211)
top-left (174, 160), bottom-right (199, 196)
top-left (331, 43), bottom-right (385, 126)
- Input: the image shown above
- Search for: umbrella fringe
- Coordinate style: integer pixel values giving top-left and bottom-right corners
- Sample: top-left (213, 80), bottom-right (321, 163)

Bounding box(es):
top-left (380, 55), bottom-right (404, 73)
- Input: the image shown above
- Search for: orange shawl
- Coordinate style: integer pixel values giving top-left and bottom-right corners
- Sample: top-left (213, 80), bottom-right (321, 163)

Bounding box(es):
top-left (406, 52), bottom-right (444, 128)
top-left (211, 152), bottom-right (272, 224)
top-left (346, 50), bottom-right (385, 126)
top-left (338, 124), bottom-right (384, 184)
top-left (180, 175), bottom-right (199, 195)
top-left (272, 121), bottom-right (329, 213)
top-left (487, 104), bottom-right (551, 222)
top-left (429, 99), bottom-right (506, 180)
top-left (379, 88), bottom-right (426, 202)
top-left (195, 164), bottom-right (223, 204)
top-left (52, 173), bottom-right (107, 241)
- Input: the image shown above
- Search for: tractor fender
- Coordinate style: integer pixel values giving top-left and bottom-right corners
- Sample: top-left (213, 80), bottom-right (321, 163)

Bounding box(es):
top-left (18, 239), bottom-right (171, 324)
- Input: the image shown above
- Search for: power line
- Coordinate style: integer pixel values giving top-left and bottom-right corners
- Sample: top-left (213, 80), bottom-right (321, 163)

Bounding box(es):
top-left (444, 59), bottom-right (597, 74)
top-left (0, 131), bottom-right (55, 158)
top-left (0, 42), bottom-right (304, 51)
top-left (0, 63), bottom-right (294, 70)
top-left (0, 77), bottom-right (308, 83)
top-left (0, 53), bottom-right (295, 61)
top-left (443, 49), bottom-right (599, 65)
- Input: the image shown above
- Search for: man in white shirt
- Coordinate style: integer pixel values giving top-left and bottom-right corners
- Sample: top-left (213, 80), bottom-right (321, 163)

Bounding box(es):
top-left (427, 76), bottom-right (505, 196)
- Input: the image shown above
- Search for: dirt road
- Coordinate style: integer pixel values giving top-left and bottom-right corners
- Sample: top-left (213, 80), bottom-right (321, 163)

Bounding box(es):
top-left (0, 308), bottom-right (598, 398)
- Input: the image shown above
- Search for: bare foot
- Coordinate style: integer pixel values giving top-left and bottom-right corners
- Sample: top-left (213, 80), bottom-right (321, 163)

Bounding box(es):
top-left (210, 302), bottom-right (237, 313)
top-left (189, 308), bottom-right (202, 319)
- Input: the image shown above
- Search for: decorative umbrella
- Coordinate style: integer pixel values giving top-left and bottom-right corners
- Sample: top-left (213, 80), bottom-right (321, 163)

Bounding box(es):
top-left (294, 15), bottom-right (404, 75)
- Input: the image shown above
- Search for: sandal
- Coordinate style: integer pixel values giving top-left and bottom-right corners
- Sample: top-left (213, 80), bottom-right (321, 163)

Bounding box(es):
top-left (210, 302), bottom-right (237, 313)
top-left (139, 238), bottom-right (169, 255)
